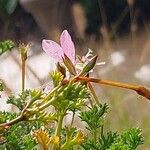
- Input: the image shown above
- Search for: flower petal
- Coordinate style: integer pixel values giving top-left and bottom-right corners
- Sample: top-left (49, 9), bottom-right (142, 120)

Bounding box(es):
top-left (60, 30), bottom-right (75, 64)
top-left (42, 40), bottom-right (64, 62)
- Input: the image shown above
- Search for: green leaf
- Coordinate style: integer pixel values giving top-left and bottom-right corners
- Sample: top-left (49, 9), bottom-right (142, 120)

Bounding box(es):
top-left (120, 128), bottom-right (144, 150)
top-left (0, 40), bottom-right (14, 55)
top-left (6, 0), bottom-right (18, 14)
top-left (0, 111), bottom-right (44, 149)
top-left (7, 90), bottom-right (29, 110)
top-left (107, 128), bottom-right (144, 150)
top-left (107, 141), bottom-right (130, 150)
top-left (80, 104), bottom-right (108, 131)
top-left (30, 89), bottom-right (43, 101)
top-left (98, 131), bottom-right (118, 150)
top-left (51, 82), bottom-right (89, 113)
top-left (0, 80), bottom-right (4, 91)
top-left (0, 0), bottom-right (18, 15)
top-left (81, 131), bottom-right (118, 150)
top-left (50, 71), bottom-right (64, 87)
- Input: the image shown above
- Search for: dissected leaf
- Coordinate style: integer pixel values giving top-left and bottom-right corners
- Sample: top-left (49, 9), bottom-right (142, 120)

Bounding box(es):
top-left (49, 71), bottom-right (64, 87)
top-left (0, 40), bottom-right (14, 55)
top-left (0, 81), bottom-right (4, 91)
top-left (80, 104), bottom-right (108, 131)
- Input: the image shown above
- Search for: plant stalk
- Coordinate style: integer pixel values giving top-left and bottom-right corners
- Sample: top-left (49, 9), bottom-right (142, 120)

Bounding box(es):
top-left (0, 115), bottom-right (24, 128)
top-left (55, 115), bottom-right (64, 137)
top-left (21, 56), bottom-right (26, 92)
top-left (87, 83), bottom-right (100, 105)
top-left (53, 114), bottom-right (64, 150)
top-left (93, 129), bottom-right (97, 144)
top-left (76, 76), bottom-right (150, 100)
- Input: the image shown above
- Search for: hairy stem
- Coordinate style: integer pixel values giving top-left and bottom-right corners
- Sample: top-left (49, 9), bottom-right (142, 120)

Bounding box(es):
top-left (55, 115), bottom-right (64, 137)
top-left (93, 129), bottom-right (97, 144)
top-left (87, 83), bottom-right (100, 105)
top-left (19, 43), bottom-right (28, 92)
top-left (21, 57), bottom-right (25, 92)
top-left (0, 115), bottom-right (24, 128)
top-left (53, 114), bottom-right (64, 150)
top-left (76, 76), bottom-right (150, 100)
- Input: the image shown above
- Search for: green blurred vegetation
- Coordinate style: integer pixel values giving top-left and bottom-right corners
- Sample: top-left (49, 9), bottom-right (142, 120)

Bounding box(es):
top-left (0, 0), bottom-right (18, 18)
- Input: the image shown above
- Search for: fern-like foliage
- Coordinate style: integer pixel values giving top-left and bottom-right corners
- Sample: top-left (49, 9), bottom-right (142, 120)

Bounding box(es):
top-left (0, 80), bottom-right (4, 91)
top-left (79, 104), bottom-right (143, 150)
top-left (80, 104), bottom-right (108, 131)
top-left (107, 128), bottom-right (144, 150)
top-left (0, 112), bottom-right (44, 150)
top-left (7, 90), bottom-right (29, 110)
top-left (0, 40), bottom-right (14, 55)
top-left (51, 81), bottom-right (89, 113)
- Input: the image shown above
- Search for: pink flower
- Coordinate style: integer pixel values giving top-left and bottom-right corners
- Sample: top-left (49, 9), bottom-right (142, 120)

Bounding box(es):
top-left (42, 30), bottom-right (75, 64)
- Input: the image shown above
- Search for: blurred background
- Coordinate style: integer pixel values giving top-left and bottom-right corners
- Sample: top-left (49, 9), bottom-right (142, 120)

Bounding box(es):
top-left (0, 0), bottom-right (150, 149)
